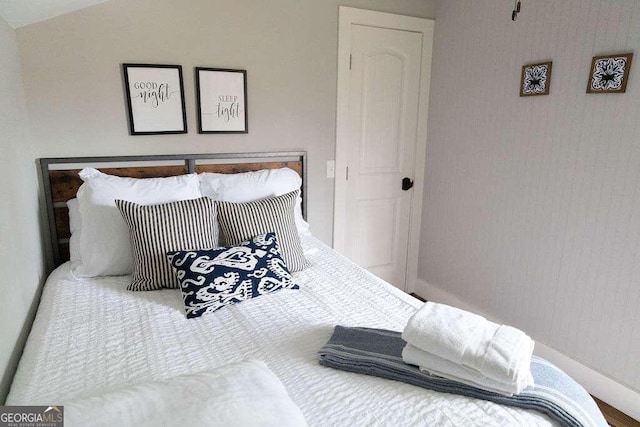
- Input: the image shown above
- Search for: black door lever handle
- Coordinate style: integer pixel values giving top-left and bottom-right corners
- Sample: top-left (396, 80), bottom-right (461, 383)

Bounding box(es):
top-left (402, 177), bottom-right (414, 191)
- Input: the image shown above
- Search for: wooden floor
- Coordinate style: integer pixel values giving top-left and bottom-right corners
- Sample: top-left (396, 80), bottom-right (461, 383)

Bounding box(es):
top-left (593, 397), bottom-right (639, 427)
top-left (409, 292), bottom-right (426, 302)
top-left (409, 293), bottom-right (638, 426)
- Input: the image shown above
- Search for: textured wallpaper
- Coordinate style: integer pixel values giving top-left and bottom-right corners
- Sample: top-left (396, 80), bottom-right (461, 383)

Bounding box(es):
top-left (421, 0), bottom-right (640, 392)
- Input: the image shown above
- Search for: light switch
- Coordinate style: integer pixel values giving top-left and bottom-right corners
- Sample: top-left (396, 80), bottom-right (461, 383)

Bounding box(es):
top-left (326, 160), bottom-right (336, 178)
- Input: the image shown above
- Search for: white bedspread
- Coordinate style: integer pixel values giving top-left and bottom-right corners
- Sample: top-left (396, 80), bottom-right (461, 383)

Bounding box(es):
top-left (8, 236), bottom-right (556, 426)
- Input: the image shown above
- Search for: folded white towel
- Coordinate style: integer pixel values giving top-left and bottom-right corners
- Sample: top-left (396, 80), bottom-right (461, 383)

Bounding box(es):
top-left (402, 343), bottom-right (534, 395)
top-left (402, 302), bottom-right (535, 385)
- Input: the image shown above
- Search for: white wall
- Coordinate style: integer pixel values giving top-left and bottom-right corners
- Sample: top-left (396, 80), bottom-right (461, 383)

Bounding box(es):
top-left (16, 0), bottom-right (436, 246)
top-left (0, 17), bottom-right (45, 403)
top-left (421, 0), bottom-right (640, 396)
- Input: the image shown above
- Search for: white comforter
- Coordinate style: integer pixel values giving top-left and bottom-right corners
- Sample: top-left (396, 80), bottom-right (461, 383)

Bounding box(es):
top-left (8, 236), bottom-right (555, 426)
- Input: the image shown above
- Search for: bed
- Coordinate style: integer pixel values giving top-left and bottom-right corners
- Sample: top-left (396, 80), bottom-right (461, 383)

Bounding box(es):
top-left (7, 152), bottom-right (595, 426)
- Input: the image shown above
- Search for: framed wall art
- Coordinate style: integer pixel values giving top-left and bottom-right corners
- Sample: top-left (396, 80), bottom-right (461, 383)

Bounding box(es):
top-left (586, 53), bottom-right (633, 94)
top-left (122, 64), bottom-right (187, 135)
top-left (520, 61), bottom-right (552, 97)
top-left (196, 67), bottom-right (248, 133)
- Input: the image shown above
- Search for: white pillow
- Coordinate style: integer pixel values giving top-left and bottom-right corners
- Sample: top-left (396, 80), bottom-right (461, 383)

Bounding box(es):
top-left (198, 168), bottom-right (310, 235)
top-left (64, 360), bottom-right (308, 427)
top-left (67, 198), bottom-right (82, 266)
top-left (74, 168), bottom-right (202, 277)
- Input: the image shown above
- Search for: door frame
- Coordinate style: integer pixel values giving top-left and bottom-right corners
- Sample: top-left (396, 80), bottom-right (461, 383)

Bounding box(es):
top-left (333, 6), bottom-right (434, 293)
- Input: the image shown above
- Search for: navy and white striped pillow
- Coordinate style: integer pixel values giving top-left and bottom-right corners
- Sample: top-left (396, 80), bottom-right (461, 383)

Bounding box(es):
top-left (216, 190), bottom-right (309, 272)
top-left (116, 197), bottom-right (219, 291)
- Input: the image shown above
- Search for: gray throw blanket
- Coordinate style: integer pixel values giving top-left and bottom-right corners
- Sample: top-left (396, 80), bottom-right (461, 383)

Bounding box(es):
top-left (318, 326), bottom-right (607, 427)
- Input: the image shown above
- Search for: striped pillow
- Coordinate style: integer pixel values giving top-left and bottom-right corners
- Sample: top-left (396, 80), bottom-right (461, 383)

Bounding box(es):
top-left (116, 197), bottom-right (219, 291)
top-left (216, 190), bottom-right (309, 272)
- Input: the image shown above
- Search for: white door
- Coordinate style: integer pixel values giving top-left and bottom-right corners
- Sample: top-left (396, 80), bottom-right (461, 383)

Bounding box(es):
top-left (334, 8), bottom-right (433, 291)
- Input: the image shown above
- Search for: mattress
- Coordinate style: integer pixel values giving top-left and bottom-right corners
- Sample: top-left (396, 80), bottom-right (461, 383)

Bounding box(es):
top-left (8, 235), bottom-right (555, 426)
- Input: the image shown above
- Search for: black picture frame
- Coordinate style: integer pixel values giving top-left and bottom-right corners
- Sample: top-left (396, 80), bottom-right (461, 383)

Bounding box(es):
top-left (195, 67), bottom-right (248, 134)
top-left (122, 63), bottom-right (187, 135)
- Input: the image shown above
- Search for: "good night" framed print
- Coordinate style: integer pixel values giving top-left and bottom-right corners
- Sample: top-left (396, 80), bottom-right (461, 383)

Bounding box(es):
top-left (122, 64), bottom-right (187, 135)
top-left (196, 67), bottom-right (248, 133)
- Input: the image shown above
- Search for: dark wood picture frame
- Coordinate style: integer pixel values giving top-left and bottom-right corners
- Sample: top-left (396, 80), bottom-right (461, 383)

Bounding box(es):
top-left (122, 63), bottom-right (188, 135)
top-left (586, 53), bottom-right (633, 94)
top-left (520, 61), bottom-right (552, 97)
top-left (195, 67), bottom-right (248, 134)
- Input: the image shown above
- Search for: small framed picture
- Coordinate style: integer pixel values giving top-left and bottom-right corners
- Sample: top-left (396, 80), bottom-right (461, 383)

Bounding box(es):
top-left (520, 61), bottom-right (552, 97)
top-left (196, 68), bottom-right (248, 133)
top-left (586, 53), bottom-right (633, 94)
top-left (122, 64), bottom-right (187, 135)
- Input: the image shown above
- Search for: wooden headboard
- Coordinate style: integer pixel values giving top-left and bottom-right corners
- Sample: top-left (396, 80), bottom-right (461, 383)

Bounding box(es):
top-left (40, 151), bottom-right (306, 269)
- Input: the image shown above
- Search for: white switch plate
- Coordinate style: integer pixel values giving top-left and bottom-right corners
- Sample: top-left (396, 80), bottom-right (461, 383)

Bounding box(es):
top-left (326, 160), bottom-right (336, 178)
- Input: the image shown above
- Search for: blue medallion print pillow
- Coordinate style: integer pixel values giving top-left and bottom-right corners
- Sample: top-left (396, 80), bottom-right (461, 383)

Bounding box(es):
top-left (167, 232), bottom-right (299, 319)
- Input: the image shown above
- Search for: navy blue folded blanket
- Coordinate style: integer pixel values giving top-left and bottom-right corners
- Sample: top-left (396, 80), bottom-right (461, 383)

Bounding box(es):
top-left (318, 326), bottom-right (607, 427)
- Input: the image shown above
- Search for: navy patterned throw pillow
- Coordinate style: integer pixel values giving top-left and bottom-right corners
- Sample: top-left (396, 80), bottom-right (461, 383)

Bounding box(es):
top-left (167, 232), bottom-right (299, 319)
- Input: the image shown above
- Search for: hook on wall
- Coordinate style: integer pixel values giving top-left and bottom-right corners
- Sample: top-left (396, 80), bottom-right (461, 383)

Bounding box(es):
top-left (512, 0), bottom-right (522, 21)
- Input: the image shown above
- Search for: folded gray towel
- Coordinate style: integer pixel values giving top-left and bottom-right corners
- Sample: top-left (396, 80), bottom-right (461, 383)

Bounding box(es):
top-left (318, 326), bottom-right (607, 427)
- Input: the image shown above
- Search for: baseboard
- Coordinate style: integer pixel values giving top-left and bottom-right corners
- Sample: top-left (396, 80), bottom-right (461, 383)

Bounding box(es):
top-left (415, 278), bottom-right (640, 421)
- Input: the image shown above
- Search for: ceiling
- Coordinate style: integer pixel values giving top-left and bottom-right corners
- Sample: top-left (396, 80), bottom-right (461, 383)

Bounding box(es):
top-left (0, 0), bottom-right (108, 28)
